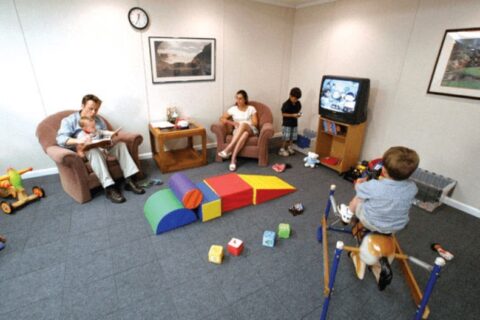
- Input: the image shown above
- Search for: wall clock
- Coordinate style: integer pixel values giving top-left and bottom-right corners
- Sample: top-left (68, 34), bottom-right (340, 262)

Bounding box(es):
top-left (128, 7), bottom-right (149, 30)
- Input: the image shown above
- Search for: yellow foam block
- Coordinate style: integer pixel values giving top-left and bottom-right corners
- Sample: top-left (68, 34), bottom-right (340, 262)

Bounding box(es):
top-left (196, 181), bottom-right (222, 222)
top-left (208, 245), bottom-right (224, 264)
top-left (201, 199), bottom-right (222, 222)
top-left (238, 175), bottom-right (296, 204)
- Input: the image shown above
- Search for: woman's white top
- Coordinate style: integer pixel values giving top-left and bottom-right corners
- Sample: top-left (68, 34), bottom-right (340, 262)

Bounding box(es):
top-left (227, 105), bottom-right (258, 135)
top-left (227, 105), bottom-right (256, 125)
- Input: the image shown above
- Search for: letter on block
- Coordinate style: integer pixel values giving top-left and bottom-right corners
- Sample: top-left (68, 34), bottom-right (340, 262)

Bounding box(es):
top-left (262, 231), bottom-right (276, 248)
top-left (278, 223), bottom-right (291, 239)
top-left (208, 245), bottom-right (224, 264)
top-left (227, 238), bottom-right (244, 256)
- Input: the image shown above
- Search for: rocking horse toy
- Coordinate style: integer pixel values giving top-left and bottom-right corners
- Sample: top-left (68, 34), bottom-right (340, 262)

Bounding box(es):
top-left (317, 185), bottom-right (446, 320)
top-left (0, 167), bottom-right (45, 214)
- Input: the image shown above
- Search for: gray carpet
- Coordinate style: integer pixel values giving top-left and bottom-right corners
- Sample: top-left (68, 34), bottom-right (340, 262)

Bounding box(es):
top-left (0, 151), bottom-right (479, 320)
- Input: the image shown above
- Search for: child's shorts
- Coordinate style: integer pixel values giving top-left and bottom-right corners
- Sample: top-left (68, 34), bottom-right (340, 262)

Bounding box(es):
top-left (282, 126), bottom-right (297, 141)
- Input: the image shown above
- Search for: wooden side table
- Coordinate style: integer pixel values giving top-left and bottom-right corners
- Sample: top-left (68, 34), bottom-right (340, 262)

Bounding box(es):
top-left (149, 121), bottom-right (207, 173)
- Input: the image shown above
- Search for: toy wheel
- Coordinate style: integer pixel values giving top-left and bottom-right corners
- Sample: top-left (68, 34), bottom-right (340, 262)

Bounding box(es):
top-left (1, 201), bottom-right (13, 214)
top-left (32, 186), bottom-right (45, 198)
top-left (317, 227), bottom-right (323, 243)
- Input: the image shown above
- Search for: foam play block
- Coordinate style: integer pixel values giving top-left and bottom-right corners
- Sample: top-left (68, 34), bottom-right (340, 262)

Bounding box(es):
top-left (195, 181), bottom-right (222, 222)
top-left (227, 238), bottom-right (244, 256)
top-left (262, 230), bottom-right (276, 247)
top-left (278, 223), bottom-right (291, 239)
top-left (208, 245), bottom-right (224, 264)
top-left (204, 173), bottom-right (253, 213)
top-left (144, 189), bottom-right (197, 235)
top-left (238, 174), bottom-right (296, 205)
top-left (168, 173), bottom-right (203, 209)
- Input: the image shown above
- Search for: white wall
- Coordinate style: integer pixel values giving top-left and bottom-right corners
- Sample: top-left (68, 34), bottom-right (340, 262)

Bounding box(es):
top-left (2, 0), bottom-right (479, 209)
top-left (290, 0), bottom-right (480, 208)
top-left (223, 0), bottom-right (294, 130)
top-left (0, 0), bottom-right (294, 171)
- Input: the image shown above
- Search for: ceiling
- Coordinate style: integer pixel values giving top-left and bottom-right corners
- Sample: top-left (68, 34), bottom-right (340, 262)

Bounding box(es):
top-left (251, 0), bottom-right (336, 9)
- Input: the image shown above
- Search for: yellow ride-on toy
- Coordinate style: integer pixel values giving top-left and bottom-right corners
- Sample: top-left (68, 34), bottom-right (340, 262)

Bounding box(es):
top-left (0, 167), bottom-right (45, 214)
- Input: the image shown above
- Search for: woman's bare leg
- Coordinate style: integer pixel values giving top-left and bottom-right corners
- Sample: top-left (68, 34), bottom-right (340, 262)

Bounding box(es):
top-left (231, 131), bottom-right (250, 165)
top-left (222, 123), bottom-right (249, 153)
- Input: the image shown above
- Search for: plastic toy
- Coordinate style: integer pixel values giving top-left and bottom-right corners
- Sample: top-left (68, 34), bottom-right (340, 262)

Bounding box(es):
top-left (262, 230), bottom-right (276, 247)
top-left (343, 159), bottom-right (384, 183)
top-left (137, 178), bottom-right (163, 188)
top-left (289, 202), bottom-right (304, 216)
top-left (317, 185), bottom-right (446, 320)
top-left (227, 238), bottom-right (244, 256)
top-left (431, 243), bottom-right (454, 261)
top-left (208, 245), bottom-right (224, 264)
top-left (303, 152), bottom-right (320, 168)
top-left (278, 223), bottom-right (291, 239)
top-left (0, 167), bottom-right (45, 214)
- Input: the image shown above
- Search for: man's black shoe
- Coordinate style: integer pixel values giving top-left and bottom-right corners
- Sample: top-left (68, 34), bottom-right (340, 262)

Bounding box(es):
top-left (106, 186), bottom-right (126, 203)
top-left (124, 178), bottom-right (145, 194)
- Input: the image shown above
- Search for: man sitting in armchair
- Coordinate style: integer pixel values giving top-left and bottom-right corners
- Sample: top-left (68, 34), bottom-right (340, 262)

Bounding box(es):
top-left (56, 94), bottom-right (144, 203)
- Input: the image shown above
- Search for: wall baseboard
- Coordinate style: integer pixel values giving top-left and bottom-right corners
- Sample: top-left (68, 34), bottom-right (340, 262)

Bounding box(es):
top-left (23, 167), bottom-right (58, 179)
top-left (442, 196), bottom-right (480, 219)
top-left (21, 145), bottom-right (480, 219)
top-left (139, 152), bottom-right (152, 160)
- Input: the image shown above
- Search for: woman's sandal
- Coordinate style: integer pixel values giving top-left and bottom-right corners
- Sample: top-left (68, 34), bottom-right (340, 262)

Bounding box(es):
top-left (229, 163), bottom-right (236, 172)
top-left (218, 150), bottom-right (232, 159)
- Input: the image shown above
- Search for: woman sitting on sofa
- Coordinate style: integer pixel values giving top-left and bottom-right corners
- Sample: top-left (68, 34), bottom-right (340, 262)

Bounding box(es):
top-left (217, 90), bottom-right (258, 172)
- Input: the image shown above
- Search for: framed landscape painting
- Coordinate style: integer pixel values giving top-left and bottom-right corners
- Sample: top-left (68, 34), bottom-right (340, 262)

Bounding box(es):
top-left (427, 28), bottom-right (480, 100)
top-left (149, 37), bottom-right (215, 84)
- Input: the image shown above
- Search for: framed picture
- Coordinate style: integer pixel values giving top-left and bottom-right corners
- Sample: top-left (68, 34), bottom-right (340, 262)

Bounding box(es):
top-left (427, 28), bottom-right (480, 100)
top-left (148, 37), bottom-right (215, 84)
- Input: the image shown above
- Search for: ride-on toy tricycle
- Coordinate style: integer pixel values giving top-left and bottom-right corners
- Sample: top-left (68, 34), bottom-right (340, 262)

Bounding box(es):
top-left (0, 167), bottom-right (45, 214)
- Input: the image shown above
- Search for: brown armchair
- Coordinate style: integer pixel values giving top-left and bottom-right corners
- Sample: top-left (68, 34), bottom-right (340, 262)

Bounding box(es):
top-left (211, 101), bottom-right (274, 166)
top-left (36, 110), bottom-right (144, 204)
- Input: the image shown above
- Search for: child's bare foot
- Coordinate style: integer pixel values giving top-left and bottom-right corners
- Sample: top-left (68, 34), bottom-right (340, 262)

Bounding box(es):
top-left (0, 234), bottom-right (6, 243)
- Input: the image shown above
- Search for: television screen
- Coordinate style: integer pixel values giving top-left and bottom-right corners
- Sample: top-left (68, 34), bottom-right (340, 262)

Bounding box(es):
top-left (320, 79), bottom-right (360, 113)
top-left (319, 75), bottom-right (369, 124)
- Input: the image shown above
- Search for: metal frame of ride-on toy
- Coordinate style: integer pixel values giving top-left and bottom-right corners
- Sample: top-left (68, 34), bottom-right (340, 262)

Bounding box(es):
top-left (317, 185), bottom-right (445, 320)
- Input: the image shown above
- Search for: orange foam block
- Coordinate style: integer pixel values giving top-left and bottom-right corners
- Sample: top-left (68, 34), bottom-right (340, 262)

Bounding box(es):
top-left (204, 173), bottom-right (253, 213)
top-left (238, 174), bottom-right (296, 205)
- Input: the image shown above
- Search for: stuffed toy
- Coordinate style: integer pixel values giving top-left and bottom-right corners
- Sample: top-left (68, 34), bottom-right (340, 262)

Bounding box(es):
top-left (303, 152), bottom-right (320, 168)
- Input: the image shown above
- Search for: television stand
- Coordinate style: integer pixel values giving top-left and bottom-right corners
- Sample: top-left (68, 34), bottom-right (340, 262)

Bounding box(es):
top-left (315, 117), bottom-right (366, 174)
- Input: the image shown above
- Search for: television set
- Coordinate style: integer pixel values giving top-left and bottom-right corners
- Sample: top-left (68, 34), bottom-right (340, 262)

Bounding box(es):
top-left (319, 75), bottom-right (370, 124)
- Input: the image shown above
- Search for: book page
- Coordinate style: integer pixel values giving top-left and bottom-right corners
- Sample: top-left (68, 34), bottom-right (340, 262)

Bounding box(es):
top-left (82, 138), bottom-right (112, 152)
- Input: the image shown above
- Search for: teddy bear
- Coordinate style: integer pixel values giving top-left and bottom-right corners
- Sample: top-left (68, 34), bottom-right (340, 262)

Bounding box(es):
top-left (303, 152), bottom-right (320, 168)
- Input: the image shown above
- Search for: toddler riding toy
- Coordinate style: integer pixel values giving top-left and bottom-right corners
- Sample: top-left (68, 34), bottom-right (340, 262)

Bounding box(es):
top-left (317, 185), bottom-right (446, 320)
top-left (0, 167), bottom-right (45, 214)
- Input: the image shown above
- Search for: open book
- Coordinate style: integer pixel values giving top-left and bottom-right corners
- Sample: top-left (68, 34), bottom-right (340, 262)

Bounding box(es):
top-left (81, 127), bottom-right (121, 152)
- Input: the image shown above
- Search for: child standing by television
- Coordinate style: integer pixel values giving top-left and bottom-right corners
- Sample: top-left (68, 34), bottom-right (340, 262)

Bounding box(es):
top-left (279, 87), bottom-right (302, 157)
